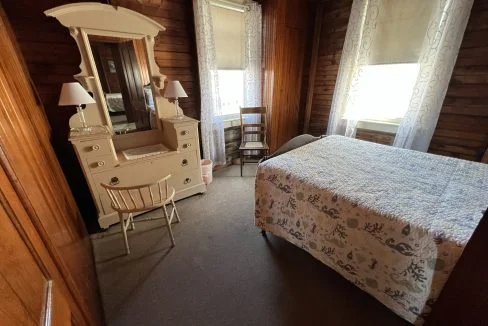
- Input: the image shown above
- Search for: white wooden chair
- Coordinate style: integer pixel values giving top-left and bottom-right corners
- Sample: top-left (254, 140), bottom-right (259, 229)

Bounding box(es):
top-left (100, 175), bottom-right (180, 255)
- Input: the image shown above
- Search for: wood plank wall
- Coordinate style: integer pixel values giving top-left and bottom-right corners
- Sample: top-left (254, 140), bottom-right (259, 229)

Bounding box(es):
top-left (304, 0), bottom-right (488, 161)
top-left (0, 8), bottom-right (103, 324)
top-left (428, 0), bottom-right (488, 161)
top-left (262, 0), bottom-right (312, 152)
top-left (306, 0), bottom-right (351, 136)
top-left (2, 0), bottom-right (200, 230)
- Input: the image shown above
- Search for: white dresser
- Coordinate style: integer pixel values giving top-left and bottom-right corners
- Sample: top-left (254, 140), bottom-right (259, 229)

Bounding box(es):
top-left (70, 117), bottom-right (206, 229)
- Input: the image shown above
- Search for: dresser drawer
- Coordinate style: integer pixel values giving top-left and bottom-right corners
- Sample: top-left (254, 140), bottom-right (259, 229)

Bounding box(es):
top-left (178, 138), bottom-right (197, 153)
top-left (155, 151), bottom-right (198, 172)
top-left (76, 139), bottom-right (114, 158)
top-left (86, 154), bottom-right (117, 172)
top-left (175, 125), bottom-right (197, 140)
top-left (169, 168), bottom-right (203, 192)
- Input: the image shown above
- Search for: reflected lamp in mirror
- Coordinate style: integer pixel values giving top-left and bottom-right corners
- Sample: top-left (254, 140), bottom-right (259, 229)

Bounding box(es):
top-left (164, 80), bottom-right (187, 119)
top-left (59, 82), bottom-right (96, 131)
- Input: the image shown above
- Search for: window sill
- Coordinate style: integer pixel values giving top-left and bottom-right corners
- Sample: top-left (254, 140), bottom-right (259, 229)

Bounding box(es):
top-left (357, 120), bottom-right (398, 134)
top-left (223, 115), bottom-right (241, 128)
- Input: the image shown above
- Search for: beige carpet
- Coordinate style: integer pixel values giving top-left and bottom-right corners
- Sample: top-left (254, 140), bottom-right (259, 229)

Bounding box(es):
top-left (91, 164), bottom-right (407, 326)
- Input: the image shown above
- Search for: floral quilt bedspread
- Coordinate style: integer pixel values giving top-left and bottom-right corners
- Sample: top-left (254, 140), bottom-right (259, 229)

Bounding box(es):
top-left (255, 136), bottom-right (488, 325)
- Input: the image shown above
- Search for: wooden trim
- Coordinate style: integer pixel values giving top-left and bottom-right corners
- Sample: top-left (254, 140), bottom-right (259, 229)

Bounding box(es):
top-left (241, 106), bottom-right (267, 114)
top-left (303, 3), bottom-right (324, 134)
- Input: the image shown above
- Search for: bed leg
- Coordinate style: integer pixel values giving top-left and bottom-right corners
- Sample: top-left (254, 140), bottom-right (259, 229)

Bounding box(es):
top-left (260, 229), bottom-right (267, 237)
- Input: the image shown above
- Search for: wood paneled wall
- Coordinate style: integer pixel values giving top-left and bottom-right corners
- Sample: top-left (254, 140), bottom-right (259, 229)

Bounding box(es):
top-left (303, 0), bottom-right (488, 162)
top-left (305, 0), bottom-right (352, 136)
top-left (428, 0), bottom-right (488, 161)
top-left (2, 0), bottom-right (200, 230)
top-left (262, 0), bottom-right (313, 152)
top-left (0, 8), bottom-right (102, 324)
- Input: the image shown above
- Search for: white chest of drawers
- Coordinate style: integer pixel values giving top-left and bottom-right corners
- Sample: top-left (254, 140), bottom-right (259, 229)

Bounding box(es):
top-left (70, 117), bottom-right (207, 229)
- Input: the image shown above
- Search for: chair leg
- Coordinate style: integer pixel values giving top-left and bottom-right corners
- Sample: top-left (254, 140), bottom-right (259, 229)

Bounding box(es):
top-left (240, 150), bottom-right (244, 177)
top-left (162, 205), bottom-right (176, 247)
top-left (119, 212), bottom-right (130, 255)
top-left (129, 213), bottom-right (135, 231)
top-left (171, 199), bottom-right (181, 223)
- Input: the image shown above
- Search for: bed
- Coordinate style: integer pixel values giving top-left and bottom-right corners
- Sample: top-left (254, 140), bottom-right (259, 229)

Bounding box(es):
top-left (255, 135), bottom-right (488, 325)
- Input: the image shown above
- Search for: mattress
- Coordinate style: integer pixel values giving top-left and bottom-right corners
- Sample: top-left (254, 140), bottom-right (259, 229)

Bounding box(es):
top-left (255, 135), bottom-right (488, 325)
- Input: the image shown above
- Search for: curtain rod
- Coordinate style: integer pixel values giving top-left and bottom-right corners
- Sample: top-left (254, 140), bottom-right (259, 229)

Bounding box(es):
top-left (210, 0), bottom-right (249, 12)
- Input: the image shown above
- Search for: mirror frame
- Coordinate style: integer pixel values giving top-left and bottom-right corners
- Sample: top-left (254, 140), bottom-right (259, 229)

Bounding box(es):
top-left (45, 3), bottom-right (178, 133)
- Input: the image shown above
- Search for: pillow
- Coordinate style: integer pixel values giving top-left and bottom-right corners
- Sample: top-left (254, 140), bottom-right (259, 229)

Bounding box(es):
top-left (261, 134), bottom-right (322, 162)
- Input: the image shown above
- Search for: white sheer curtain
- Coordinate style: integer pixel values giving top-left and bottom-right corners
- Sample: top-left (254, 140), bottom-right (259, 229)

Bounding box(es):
top-left (193, 0), bottom-right (226, 166)
top-left (327, 0), bottom-right (380, 138)
top-left (393, 0), bottom-right (473, 151)
top-left (328, 0), bottom-right (473, 152)
top-left (243, 0), bottom-right (262, 154)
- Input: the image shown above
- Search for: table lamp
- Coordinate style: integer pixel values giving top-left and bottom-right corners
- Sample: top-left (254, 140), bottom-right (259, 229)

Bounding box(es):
top-left (164, 80), bottom-right (188, 119)
top-left (59, 82), bottom-right (96, 131)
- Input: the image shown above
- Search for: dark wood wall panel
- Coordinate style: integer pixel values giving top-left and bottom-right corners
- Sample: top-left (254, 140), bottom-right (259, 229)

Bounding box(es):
top-left (428, 0), bottom-right (488, 161)
top-left (263, 0), bottom-right (312, 152)
top-left (0, 8), bottom-right (102, 324)
top-left (305, 0), bottom-right (488, 162)
top-left (307, 0), bottom-right (352, 136)
top-left (3, 0), bottom-right (199, 230)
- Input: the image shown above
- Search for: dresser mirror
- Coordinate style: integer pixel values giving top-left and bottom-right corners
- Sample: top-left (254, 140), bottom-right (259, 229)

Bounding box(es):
top-left (88, 35), bottom-right (156, 134)
top-left (45, 3), bottom-right (179, 133)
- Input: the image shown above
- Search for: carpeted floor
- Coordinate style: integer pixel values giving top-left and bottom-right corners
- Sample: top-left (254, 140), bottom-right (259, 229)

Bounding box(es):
top-left (91, 164), bottom-right (408, 326)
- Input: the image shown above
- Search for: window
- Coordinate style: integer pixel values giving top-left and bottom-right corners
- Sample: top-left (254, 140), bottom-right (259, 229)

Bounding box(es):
top-left (332, 0), bottom-right (437, 132)
top-left (211, 1), bottom-right (246, 118)
top-left (218, 70), bottom-right (244, 117)
top-left (343, 63), bottom-right (419, 123)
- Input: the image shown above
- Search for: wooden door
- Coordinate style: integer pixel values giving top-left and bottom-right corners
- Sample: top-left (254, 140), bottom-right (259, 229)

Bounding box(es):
top-left (0, 8), bottom-right (103, 326)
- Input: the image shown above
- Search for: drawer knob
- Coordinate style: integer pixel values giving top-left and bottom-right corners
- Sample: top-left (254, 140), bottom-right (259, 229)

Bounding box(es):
top-left (97, 161), bottom-right (105, 167)
top-left (184, 177), bottom-right (192, 184)
top-left (181, 159), bottom-right (188, 166)
top-left (110, 177), bottom-right (119, 185)
top-left (92, 144), bottom-right (100, 151)
top-left (183, 143), bottom-right (192, 149)
top-left (181, 130), bottom-right (189, 136)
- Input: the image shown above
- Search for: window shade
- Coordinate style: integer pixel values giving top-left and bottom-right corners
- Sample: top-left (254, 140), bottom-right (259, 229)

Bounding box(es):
top-left (211, 5), bottom-right (245, 69)
top-left (369, 0), bottom-right (438, 64)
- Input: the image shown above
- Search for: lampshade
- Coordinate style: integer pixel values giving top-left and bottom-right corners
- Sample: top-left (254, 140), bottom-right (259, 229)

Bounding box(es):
top-left (58, 82), bottom-right (96, 106)
top-left (164, 81), bottom-right (188, 98)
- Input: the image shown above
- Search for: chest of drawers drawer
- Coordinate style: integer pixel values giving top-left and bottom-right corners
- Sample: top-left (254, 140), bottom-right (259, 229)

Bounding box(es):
top-left (175, 125), bottom-right (197, 140)
top-left (178, 138), bottom-right (197, 153)
top-left (75, 139), bottom-right (114, 158)
top-left (86, 154), bottom-right (117, 172)
top-left (169, 168), bottom-right (202, 192)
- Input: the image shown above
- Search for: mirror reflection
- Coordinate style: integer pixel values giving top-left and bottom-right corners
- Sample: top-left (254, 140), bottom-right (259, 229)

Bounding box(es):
top-left (89, 35), bottom-right (156, 134)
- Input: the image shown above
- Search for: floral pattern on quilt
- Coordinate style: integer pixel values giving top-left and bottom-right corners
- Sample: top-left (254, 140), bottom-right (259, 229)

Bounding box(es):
top-left (255, 170), bottom-right (465, 325)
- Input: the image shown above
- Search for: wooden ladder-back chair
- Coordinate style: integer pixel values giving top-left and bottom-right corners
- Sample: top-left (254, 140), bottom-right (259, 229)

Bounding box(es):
top-left (239, 106), bottom-right (269, 176)
top-left (100, 174), bottom-right (180, 255)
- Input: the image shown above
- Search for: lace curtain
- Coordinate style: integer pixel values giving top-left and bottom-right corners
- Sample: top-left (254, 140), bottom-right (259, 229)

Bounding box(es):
top-left (243, 1), bottom-right (262, 154)
top-left (327, 0), bottom-right (473, 152)
top-left (327, 0), bottom-right (380, 138)
top-left (193, 0), bottom-right (226, 166)
top-left (393, 0), bottom-right (473, 151)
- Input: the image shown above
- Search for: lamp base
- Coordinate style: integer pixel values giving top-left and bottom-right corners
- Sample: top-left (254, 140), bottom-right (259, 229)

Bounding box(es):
top-left (173, 98), bottom-right (185, 119)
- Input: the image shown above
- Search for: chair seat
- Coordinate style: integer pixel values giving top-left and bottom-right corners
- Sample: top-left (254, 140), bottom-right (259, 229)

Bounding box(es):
top-left (240, 141), bottom-right (269, 150)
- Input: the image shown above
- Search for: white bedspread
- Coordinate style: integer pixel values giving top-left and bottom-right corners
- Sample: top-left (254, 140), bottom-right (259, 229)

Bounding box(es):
top-left (255, 136), bottom-right (488, 324)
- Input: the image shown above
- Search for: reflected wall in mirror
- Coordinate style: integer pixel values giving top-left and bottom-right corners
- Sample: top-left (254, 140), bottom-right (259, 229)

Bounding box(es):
top-left (88, 35), bottom-right (156, 134)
